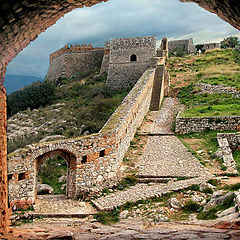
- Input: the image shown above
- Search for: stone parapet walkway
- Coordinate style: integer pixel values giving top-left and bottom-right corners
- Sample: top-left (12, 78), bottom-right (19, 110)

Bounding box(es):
top-left (139, 98), bottom-right (183, 135)
top-left (92, 176), bottom-right (211, 211)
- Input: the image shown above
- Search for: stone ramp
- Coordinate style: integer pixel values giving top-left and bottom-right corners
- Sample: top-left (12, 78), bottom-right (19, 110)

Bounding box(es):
top-left (139, 97), bottom-right (181, 135)
top-left (34, 195), bottom-right (97, 217)
top-left (138, 97), bottom-right (210, 179)
top-left (138, 135), bottom-right (210, 178)
top-left (151, 97), bottom-right (182, 134)
top-left (92, 177), bottom-right (210, 211)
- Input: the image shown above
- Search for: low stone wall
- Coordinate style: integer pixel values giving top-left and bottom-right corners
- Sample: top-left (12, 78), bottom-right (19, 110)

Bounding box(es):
top-left (7, 68), bottom-right (156, 206)
top-left (197, 83), bottom-right (240, 97)
top-left (217, 133), bottom-right (240, 150)
top-left (217, 135), bottom-right (237, 172)
top-left (175, 114), bottom-right (240, 134)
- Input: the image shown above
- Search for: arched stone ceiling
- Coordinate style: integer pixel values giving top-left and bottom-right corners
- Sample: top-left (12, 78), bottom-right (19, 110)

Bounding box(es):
top-left (0, 0), bottom-right (239, 84)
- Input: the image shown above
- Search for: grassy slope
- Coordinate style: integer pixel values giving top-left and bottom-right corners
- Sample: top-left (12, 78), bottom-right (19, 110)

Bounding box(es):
top-left (8, 71), bottom-right (130, 153)
top-left (169, 49), bottom-right (240, 117)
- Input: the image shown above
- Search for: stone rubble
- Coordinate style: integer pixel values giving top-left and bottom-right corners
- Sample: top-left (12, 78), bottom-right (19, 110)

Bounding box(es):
top-left (197, 83), bottom-right (240, 97)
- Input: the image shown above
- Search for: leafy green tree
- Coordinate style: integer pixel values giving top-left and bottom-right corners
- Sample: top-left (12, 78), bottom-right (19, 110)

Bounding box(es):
top-left (221, 36), bottom-right (239, 49)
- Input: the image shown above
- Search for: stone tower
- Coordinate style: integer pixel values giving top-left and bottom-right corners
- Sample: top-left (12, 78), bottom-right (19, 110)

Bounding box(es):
top-left (106, 36), bottom-right (156, 91)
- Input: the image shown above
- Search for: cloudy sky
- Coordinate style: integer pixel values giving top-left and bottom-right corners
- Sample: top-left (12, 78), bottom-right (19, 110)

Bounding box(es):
top-left (6, 0), bottom-right (240, 78)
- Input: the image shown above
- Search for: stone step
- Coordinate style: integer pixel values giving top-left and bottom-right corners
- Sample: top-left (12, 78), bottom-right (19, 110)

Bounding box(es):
top-left (137, 177), bottom-right (177, 183)
top-left (33, 213), bottom-right (96, 218)
top-left (92, 176), bottom-right (211, 211)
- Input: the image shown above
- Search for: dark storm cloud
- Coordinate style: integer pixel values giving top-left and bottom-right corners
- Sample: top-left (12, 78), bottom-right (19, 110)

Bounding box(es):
top-left (6, 0), bottom-right (240, 78)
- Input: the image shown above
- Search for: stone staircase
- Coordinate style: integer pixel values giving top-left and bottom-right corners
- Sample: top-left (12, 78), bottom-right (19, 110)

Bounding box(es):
top-left (92, 176), bottom-right (211, 211)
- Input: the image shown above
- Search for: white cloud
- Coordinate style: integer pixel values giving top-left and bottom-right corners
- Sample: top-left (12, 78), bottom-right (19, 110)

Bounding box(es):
top-left (6, 0), bottom-right (239, 78)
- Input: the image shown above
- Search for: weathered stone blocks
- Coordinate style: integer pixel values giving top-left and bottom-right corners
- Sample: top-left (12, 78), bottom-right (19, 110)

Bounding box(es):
top-left (175, 115), bottom-right (240, 135)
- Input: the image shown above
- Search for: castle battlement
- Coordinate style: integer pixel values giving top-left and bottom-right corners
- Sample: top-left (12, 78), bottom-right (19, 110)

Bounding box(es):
top-left (50, 44), bottom-right (104, 62)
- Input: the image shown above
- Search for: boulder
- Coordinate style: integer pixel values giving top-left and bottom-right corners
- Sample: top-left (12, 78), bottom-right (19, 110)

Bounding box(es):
top-left (200, 182), bottom-right (216, 191)
top-left (217, 206), bottom-right (237, 218)
top-left (168, 198), bottom-right (182, 209)
top-left (204, 192), bottom-right (234, 211)
top-left (120, 210), bottom-right (129, 219)
top-left (37, 183), bottom-right (54, 194)
top-left (47, 231), bottom-right (75, 240)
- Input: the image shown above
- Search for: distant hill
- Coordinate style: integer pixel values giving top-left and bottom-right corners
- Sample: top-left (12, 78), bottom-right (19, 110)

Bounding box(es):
top-left (4, 74), bottom-right (42, 95)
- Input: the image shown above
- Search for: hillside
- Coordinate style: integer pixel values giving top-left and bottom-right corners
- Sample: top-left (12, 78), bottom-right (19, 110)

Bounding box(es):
top-left (169, 49), bottom-right (240, 117)
top-left (168, 49), bottom-right (240, 174)
top-left (7, 70), bottom-right (130, 153)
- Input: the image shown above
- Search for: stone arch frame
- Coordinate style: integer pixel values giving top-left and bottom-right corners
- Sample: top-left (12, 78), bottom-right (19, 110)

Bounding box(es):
top-left (130, 54), bottom-right (137, 62)
top-left (0, 0), bottom-right (239, 233)
top-left (34, 149), bottom-right (77, 200)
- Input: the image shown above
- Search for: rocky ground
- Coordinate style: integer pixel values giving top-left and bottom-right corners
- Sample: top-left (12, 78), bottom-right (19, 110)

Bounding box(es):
top-left (3, 218), bottom-right (240, 239)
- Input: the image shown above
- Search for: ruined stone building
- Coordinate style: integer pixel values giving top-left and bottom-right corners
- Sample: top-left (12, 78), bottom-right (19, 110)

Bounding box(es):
top-left (46, 44), bottom-right (104, 81)
top-left (46, 36), bottom-right (158, 91)
top-left (201, 42), bottom-right (220, 51)
top-left (168, 38), bottom-right (195, 55)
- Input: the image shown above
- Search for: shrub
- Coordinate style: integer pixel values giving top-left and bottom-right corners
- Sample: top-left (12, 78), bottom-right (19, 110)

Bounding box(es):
top-left (183, 200), bottom-right (201, 213)
top-left (94, 210), bottom-right (120, 225)
top-left (224, 183), bottom-right (240, 191)
top-left (220, 36), bottom-right (239, 49)
top-left (207, 179), bottom-right (218, 187)
top-left (197, 206), bottom-right (218, 220)
top-left (189, 184), bottom-right (200, 191)
top-left (202, 187), bottom-right (214, 194)
top-left (7, 80), bottom-right (56, 117)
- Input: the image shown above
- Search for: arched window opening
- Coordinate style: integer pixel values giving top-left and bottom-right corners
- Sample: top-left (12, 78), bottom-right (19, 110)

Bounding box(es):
top-left (130, 54), bottom-right (137, 62)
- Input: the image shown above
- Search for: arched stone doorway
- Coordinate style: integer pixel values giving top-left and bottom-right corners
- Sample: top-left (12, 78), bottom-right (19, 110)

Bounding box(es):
top-left (34, 149), bottom-right (77, 201)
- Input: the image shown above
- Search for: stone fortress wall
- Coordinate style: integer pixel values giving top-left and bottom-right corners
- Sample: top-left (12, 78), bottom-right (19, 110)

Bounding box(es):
top-left (201, 42), bottom-right (220, 51)
top-left (106, 36), bottom-right (157, 90)
top-left (7, 37), bottom-right (168, 207)
top-left (7, 64), bottom-right (163, 207)
top-left (46, 44), bottom-right (104, 81)
top-left (100, 42), bottom-right (110, 74)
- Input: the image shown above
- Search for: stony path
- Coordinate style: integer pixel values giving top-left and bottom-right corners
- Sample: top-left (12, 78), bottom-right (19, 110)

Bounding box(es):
top-left (139, 98), bottom-right (182, 135)
top-left (34, 195), bottom-right (97, 216)
top-left (151, 97), bottom-right (182, 134)
top-left (138, 135), bottom-right (210, 178)
top-left (92, 98), bottom-right (212, 211)
top-left (6, 217), bottom-right (240, 239)
top-left (138, 97), bottom-right (210, 178)
top-left (92, 177), bottom-right (210, 211)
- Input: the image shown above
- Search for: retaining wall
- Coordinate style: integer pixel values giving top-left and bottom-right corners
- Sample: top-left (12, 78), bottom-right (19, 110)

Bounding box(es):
top-left (175, 114), bottom-right (240, 134)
